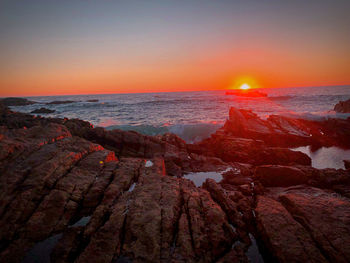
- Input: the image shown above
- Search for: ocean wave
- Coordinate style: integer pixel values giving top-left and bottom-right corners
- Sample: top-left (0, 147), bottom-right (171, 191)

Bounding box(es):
top-left (132, 99), bottom-right (194, 106)
top-left (268, 95), bottom-right (293, 101)
top-left (105, 123), bottom-right (222, 143)
top-left (279, 111), bottom-right (350, 121)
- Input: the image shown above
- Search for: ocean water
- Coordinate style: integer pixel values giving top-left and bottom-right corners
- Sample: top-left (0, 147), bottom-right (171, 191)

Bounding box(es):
top-left (9, 86), bottom-right (350, 143)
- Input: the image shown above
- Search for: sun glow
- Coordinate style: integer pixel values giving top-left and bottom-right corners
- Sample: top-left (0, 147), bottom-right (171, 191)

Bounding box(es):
top-left (229, 76), bottom-right (260, 90)
top-left (239, 84), bottom-right (251, 90)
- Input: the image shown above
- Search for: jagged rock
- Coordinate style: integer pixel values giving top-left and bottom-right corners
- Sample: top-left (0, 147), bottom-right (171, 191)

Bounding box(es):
top-left (221, 107), bottom-right (350, 148)
top-left (0, 122), bottom-right (248, 262)
top-left (0, 97), bottom-right (37, 106)
top-left (334, 98), bottom-right (350, 113)
top-left (279, 186), bottom-right (350, 262)
top-left (344, 159), bottom-right (350, 169)
top-left (195, 135), bottom-right (311, 166)
top-left (31, 107), bottom-right (55, 114)
top-left (0, 123), bottom-right (119, 262)
top-left (255, 195), bottom-right (327, 262)
top-left (1, 105), bottom-right (350, 263)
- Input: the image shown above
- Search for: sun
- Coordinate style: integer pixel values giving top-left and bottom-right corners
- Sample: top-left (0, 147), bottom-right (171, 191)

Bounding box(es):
top-left (239, 83), bottom-right (251, 90)
top-left (229, 76), bottom-right (259, 90)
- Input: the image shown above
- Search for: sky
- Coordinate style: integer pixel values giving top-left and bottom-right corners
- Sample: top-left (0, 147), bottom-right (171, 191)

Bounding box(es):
top-left (0, 0), bottom-right (349, 96)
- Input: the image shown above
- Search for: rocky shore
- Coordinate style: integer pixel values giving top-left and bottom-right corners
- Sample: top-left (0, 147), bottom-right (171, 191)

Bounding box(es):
top-left (0, 103), bottom-right (350, 263)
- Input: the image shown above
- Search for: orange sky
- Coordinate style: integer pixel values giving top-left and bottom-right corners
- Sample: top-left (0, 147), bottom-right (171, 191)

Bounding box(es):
top-left (1, 1), bottom-right (349, 96)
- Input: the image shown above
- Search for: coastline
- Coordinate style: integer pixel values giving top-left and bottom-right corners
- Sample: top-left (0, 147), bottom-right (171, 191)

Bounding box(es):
top-left (0, 101), bottom-right (350, 262)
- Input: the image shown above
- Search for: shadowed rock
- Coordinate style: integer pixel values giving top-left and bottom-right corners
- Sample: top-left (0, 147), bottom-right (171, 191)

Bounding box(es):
top-left (0, 97), bottom-right (37, 106)
top-left (31, 108), bottom-right (55, 114)
top-left (255, 165), bottom-right (308, 187)
top-left (0, 105), bottom-right (350, 262)
top-left (344, 160), bottom-right (350, 169)
top-left (221, 107), bottom-right (350, 148)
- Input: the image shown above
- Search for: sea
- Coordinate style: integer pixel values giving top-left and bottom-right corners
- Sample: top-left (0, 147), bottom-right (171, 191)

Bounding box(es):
top-left (8, 86), bottom-right (350, 168)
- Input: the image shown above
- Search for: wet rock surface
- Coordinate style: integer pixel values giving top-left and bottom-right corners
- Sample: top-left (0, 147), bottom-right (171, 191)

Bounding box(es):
top-left (213, 107), bottom-right (350, 148)
top-left (0, 103), bottom-right (349, 262)
top-left (334, 98), bottom-right (350, 113)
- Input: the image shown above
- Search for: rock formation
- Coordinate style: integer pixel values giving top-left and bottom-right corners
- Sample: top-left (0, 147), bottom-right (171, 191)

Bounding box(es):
top-left (334, 98), bottom-right (350, 113)
top-left (0, 103), bottom-right (349, 262)
top-left (0, 97), bottom-right (37, 106)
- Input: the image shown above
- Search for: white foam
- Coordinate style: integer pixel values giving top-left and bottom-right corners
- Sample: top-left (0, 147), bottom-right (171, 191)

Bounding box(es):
top-left (291, 145), bottom-right (350, 169)
top-left (145, 160), bottom-right (153, 167)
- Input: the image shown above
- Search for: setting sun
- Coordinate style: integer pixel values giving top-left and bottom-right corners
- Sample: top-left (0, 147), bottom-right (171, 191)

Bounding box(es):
top-left (229, 76), bottom-right (259, 90)
top-left (239, 84), bottom-right (251, 90)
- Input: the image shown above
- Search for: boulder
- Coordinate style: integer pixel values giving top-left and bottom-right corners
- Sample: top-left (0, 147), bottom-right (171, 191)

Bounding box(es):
top-left (31, 107), bottom-right (55, 114)
top-left (334, 98), bottom-right (350, 113)
top-left (255, 165), bottom-right (308, 187)
top-left (221, 163), bottom-right (253, 185)
top-left (195, 135), bottom-right (311, 166)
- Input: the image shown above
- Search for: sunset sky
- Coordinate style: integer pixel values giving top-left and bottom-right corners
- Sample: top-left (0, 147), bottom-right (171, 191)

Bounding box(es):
top-left (1, 0), bottom-right (349, 96)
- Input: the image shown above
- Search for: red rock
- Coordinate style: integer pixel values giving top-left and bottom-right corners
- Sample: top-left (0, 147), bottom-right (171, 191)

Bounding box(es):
top-left (1, 104), bottom-right (350, 263)
top-left (255, 165), bottom-right (308, 187)
top-left (334, 98), bottom-right (350, 113)
top-left (195, 135), bottom-right (311, 166)
top-left (255, 195), bottom-right (327, 262)
top-left (216, 107), bottom-right (350, 148)
top-left (279, 186), bottom-right (350, 262)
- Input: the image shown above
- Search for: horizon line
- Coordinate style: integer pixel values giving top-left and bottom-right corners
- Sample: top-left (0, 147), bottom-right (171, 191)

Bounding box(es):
top-left (1, 84), bottom-right (350, 98)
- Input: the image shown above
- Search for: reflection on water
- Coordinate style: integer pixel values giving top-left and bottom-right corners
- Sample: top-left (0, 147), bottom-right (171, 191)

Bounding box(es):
top-left (184, 168), bottom-right (231, 187)
top-left (247, 233), bottom-right (264, 263)
top-left (22, 233), bottom-right (62, 263)
top-left (292, 146), bottom-right (350, 169)
top-left (70, 216), bottom-right (91, 227)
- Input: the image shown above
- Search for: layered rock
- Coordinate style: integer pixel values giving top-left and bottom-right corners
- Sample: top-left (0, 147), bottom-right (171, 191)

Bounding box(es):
top-left (0, 121), bottom-right (257, 262)
top-left (1, 103), bottom-right (350, 262)
top-left (256, 186), bottom-right (350, 263)
top-left (220, 107), bottom-right (350, 148)
top-left (195, 135), bottom-right (311, 166)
